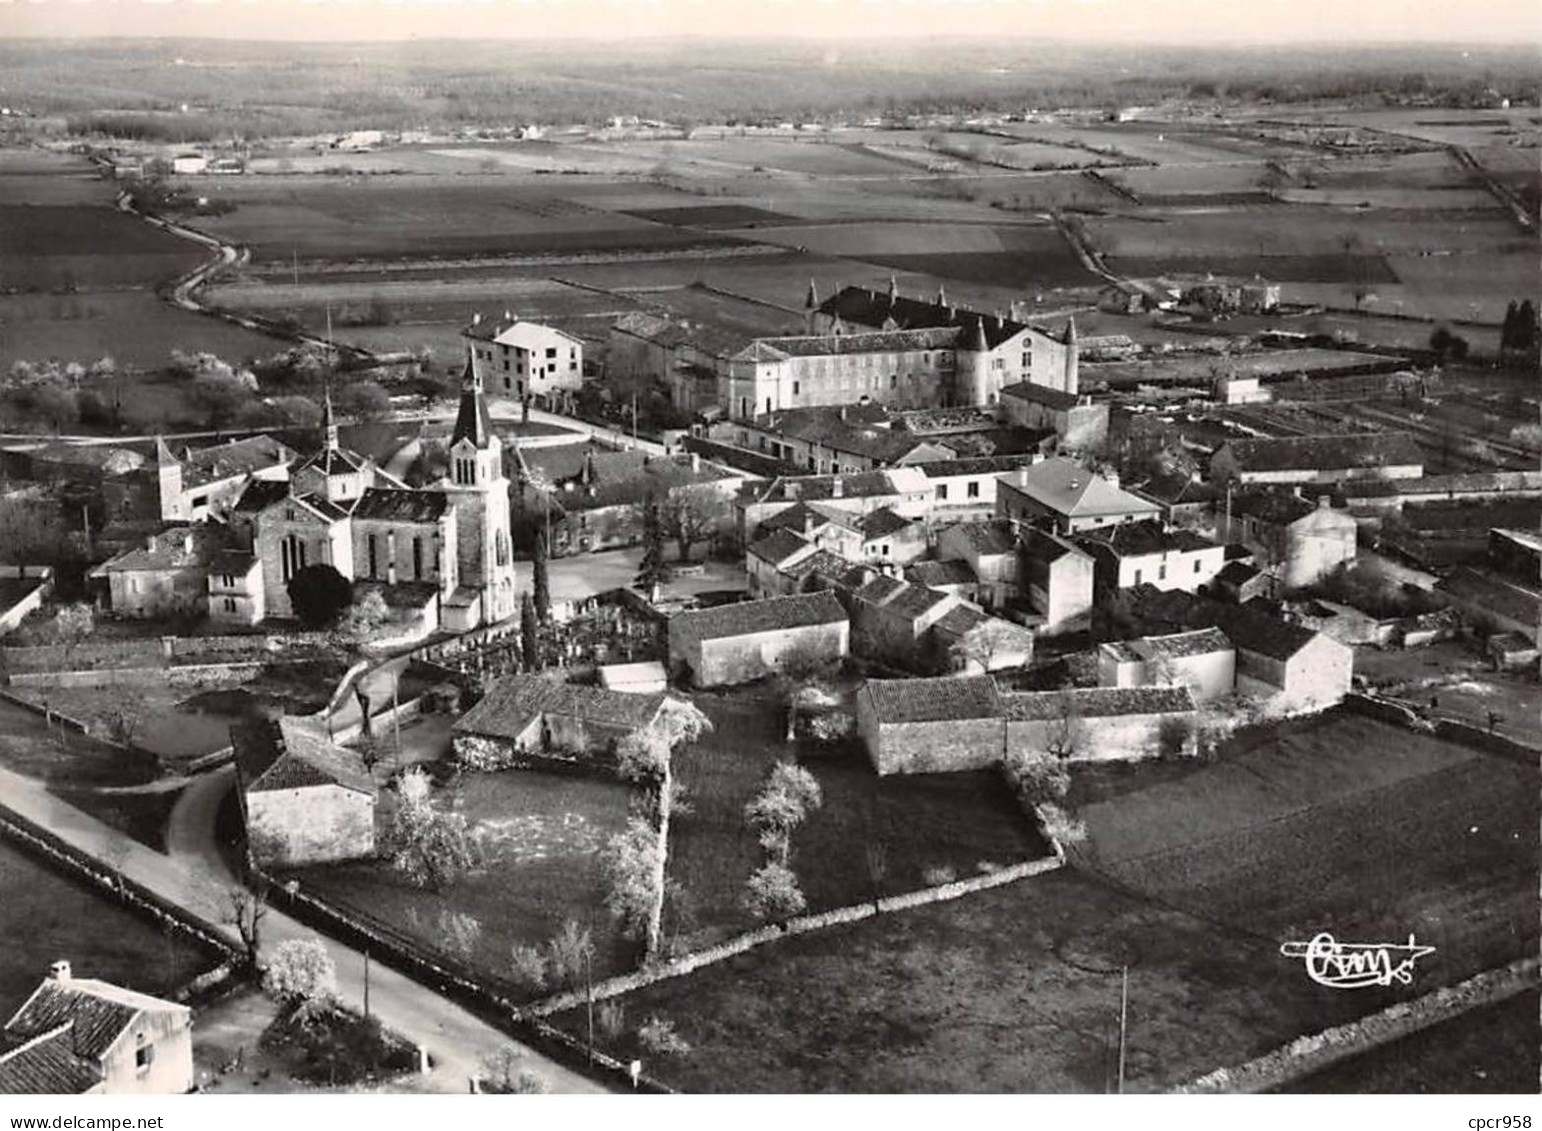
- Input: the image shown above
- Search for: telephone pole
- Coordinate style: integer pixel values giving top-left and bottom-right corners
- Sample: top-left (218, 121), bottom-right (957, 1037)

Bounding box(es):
top-left (1117, 965), bottom-right (1129, 1094)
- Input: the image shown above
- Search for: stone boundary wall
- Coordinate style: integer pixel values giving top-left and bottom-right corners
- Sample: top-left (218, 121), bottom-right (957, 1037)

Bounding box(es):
top-left (1344, 691), bottom-right (1537, 765)
top-left (1342, 691), bottom-right (1434, 731)
top-left (333, 695), bottom-right (427, 746)
top-left (3, 640), bottom-right (165, 673)
top-left (0, 800), bottom-right (242, 972)
top-left (524, 851), bottom-right (1065, 1018)
top-left (1175, 956), bottom-right (1540, 1094)
top-left (8, 661), bottom-right (265, 689)
top-left (0, 686), bottom-right (93, 734)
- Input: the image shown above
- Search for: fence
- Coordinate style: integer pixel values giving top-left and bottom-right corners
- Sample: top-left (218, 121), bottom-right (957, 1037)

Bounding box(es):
top-left (1175, 955), bottom-right (1539, 1094)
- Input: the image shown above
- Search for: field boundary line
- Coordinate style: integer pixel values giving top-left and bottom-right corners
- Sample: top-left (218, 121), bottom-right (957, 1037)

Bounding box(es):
top-left (1174, 954), bottom-right (1540, 1094)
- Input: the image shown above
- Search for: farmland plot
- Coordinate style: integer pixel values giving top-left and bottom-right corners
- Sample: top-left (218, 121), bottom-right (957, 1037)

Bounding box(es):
top-left (0, 203), bottom-right (205, 291)
top-left (598, 137), bottom-right (922, 178)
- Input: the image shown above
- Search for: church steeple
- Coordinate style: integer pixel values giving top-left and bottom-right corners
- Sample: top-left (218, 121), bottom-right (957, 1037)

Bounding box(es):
top-left (451, 356), bottom-right (495, 451)
top-left (322, 388), bottom-right (339, 450)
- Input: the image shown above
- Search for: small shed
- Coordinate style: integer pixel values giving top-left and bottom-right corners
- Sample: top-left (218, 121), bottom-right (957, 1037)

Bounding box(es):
top-left (598, 661), bottom-right (669, 695)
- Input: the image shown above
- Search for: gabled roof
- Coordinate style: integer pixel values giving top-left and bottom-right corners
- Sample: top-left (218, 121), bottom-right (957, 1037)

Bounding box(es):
top-left (1128, 469), bottom-right (1221, 509)
top-left (762, 500), bottom-right (861, 536)
top-left (857, 507), bottom-right (917, 540)
top-left (816, 286), bottom-right (1040, 350)
top-left (882, 581), bottom-right (955, 621)
top-left (1215, 432), bottom-right (1425, 475)
top-left (489, 320), bottom-right (582, 351)
top-left (929, 603), bottom-right (991, 639)
top-left (177, 435), bottom-right (293, 488)
top-left (96, 525), bottom-right (224, 574)
top-left (905, 559), bottom-right (978, 588)
top-left (0, 1026), bottom-right (101, 1095)
top-left (945, 519), bottom-right (1018, 557)
top-left (453, 674), bottom-right (665, 741)
top-left (1230, 490), bottom-right (1328, 526)
top-left (1126, 585), bottom-right (1324, 661)
top-left (4, 977), bottom-right (185, 1063)
top-left (740, 327), bottom-right (961, 359)
top-left (1002, 458), bottom-right (1161, 521)
top-left (750, 405), bottom-right (932, 464)
top-left (1073, 519), bottom-right (1219, 557)
top-left (1000, 685), bottom-right (1196, 720)
top-left (916, 454), bottom-right (1040, 479)
top-left (747, 528), bottom-right (818, 569)
top-left (293, 444), bottom-right (369, 478)
top-left (1000, 381), bottom-right (1079, 411)
top-left (1101, 627), bottom-right (1234, 663)
top-left (737, 468), bottom-right (929, 507)
top-left (351, 488), bottom-right (450, 523)
top-left (1020, 526), bottom-right (1091, 566)
top-left (669, 590), bottom-right (847, 641)
top-left (854, 573), bottom-right (907, 606)
top-left (862, 674), bottom-right (1001, 724)
top-left (231, 478), bottom-right (291, 515)
top-left (232, 717), bottom-right (377, 797)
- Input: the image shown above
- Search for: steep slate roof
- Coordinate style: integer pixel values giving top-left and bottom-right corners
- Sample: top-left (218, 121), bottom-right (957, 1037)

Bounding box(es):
top-left (1002, 458), bottom-right (1161, 521)
top-left (1073, 519), bottom-right (1218, 557)
top-left (862, 674), bottom-right (1001, 724)
top-left (450, 365), bottom-right (496, 450)
top-left (669, 590), bottom-right (847, 641)
top-left (453, 674), bottom-right (665, 740)
top-left (1216, 432), bottom-right (1424, 475)
top-left (0, 1027), bottom-right (101, 1095)
top-left (4, 977), bottom-right (185, 1063)
top-left (1000, 381), bottom-right (1079, 411)
top-left (906, 559), bottom-right (978, 588)
top-left (351, 488), bottom-right (450, 523)
top-left (1001, 685), bottom-right (1196, 720)
top-left (232, 717), bottom-right (377, 797)
top-left (816, 286), bottom-right (1040, 350)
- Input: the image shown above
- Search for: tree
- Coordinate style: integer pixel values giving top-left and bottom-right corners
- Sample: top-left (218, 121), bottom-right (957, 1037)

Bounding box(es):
top-left (480, 1047), bottom-right (546, 1094)
top-left (101, 685), bottom-right (150, 748)
top-left (532, 531), bottom-right (551, 623)
top-left (1517, 299), bottom-right (1539, 353)
top-left (0, 499), bottom-right (81, 575)
top-left (438, 909), bottom-right (482, 962)
top-left (637, 1015), bottom-right (691, 1057)
top-left (661, 485), bottom-right (723, 563)
top-left (191, 371), bottom-right (253, 429)
top-left (548, 919), bottom-right (594, 990)
top-left (634, 493), bottom-right (669, 602)
top-left (947, 618), bottom-right (1032, 675)
top-left (387, 768), bottom-right (480, 891)
top-left (335, 588), bottom-right (391, 647)
top-left (338, 380), bottom-right (391, 423)
top-left (509, 944), bottom-right (549, 991)
top-left (600, 815), bottom-right (663, 943)
top-left (744, 761), bottom-right (822, 864)
top-left (1004, 747), bottom-right (1071, 805)
top-left (46, 603), bottom-right (94, 669)
top-left (1501, 300), bottom-right (1521, 351)
top-left (286, 564), bottom-right (352, 629)
top-left (1428, 325), bottom-right (1468, 363)
top-left (744, 860), bottom-right (806, 923)
top-left (222, 884), bottom-right (268, 964)
top-left (263, 939), bottom-right (337, 1021)
top-left (520, 592), bottom-right (539, 670)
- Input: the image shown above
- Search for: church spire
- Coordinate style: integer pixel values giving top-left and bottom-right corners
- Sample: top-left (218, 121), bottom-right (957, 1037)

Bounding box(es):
top-left (322, 387), bottom-right (339, 449)
top-left (451, 355), bottom-right (495, 450)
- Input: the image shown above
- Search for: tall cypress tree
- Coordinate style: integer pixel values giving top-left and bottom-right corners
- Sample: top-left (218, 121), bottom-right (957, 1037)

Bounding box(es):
top-left (533, 530), bottom-right (551, 623)
top-left (1518, 299), bottom-right (1539, 353)
top-left (635, 493), bottom-right (669, 601)
top-left (520, 592), bottom-right (539, 671)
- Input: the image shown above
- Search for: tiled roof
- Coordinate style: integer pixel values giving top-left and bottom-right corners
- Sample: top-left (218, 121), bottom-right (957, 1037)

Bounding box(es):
top-left (882, 581), bottom-right (954, 621)
top-left (231, 478), bottom-right (290, 514)
top-left (946, 519), bottom-right (1018, 557)
top-left (916, 454), bottom-right (1040, 478)
top-left (739, 327), bottom-right (960, 360)
top-left (207, 549), bottom-right (258, 575)
top-left (747, 528), bottom-right (816, 568)
top-left (1126, 585), bottom-right (1324, 661)
top-left (681, 436), bottom-right (801, 479)
top-left (738, 468), bottom-right (929, 506)
top-left (816, 287), bottom-right (1043, 350)
top-left (751, 406), bottom-right (930, 464)
top-left (1128, 470), bottom-right (1221, 508)
top-left (4, 978), bottom-right (183, 1063)
top-left (1438, 568), bottom-right (1542, 629)
top-left (1216, 432), bottom-right (1424, 475)
top-left (894, 407), bottom-right (999, 435)
top-left (1001, 458), bottom-right (1161, 521)
top-left (1020, 526), bottom-right (1090, 566)
top-left (1216, 560), bottom-right (1262, 586)
top-left (928, 604), bottom-right (990, 639)
top-left (905, 559), bottom-right (977, 588)
top-left (1000, 381), bottom-right (1079, 411)
top-left (1102, 627), bottom-right (1233, 663)
top-left (763, 501), bottom-right (861, 536)
top-left (0, 1027), bottom-right (100, 1094)
top-left (1338, 470), bottom-right (1542, 500)
top-left (669, 590), bottom-right (847, 641)
top-left (179, 435), bottom-right (292, 488)
top-left (453, 674), bottom-right (665, 741)
top-left (854, 573), bottom-right (907, 606)
top-left (233, 717), bottom-right (377, 797)
top-left (857, 507), bottom-right (916, 539)
top-left (97, 525), bottom-right (223, 574)
top-left (862, 674), bottom-right (1000, 724)
top-left (1001, 685), bottom-right (1196, 720)
top-left (1231, 490), bottom-right (1320, 526)
top-left (1074, 519), bottom-right (1219, 557)
top-left (292, 493), bottom-right (350, 522)
top-left (351, 488), bottom-right (450, 523)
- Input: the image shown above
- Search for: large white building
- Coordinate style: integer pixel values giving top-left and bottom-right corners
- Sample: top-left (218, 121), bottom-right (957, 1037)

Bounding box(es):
top-left (464, 313), bottom-right (584, 404)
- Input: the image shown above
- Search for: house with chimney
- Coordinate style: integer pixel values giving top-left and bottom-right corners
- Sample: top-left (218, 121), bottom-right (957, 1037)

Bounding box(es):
top-left (1226, 490), bottom-right (1358, 590)
top-left (1073, 520), bottom-right (1227, 594)
top-left (452, 673), bottom-right (668, 771)
top-left (999, 381), bottom-right (1108, 452)
top-left (1098, 627), bottom-right (1236, 702)
top-left (464, 312), bottom-right (584, 406)
top-left (0, 962), bottom-right (192, 1095)
top-left (996, 457), bottom-right (1162, 534)
top-left (153, 433), bottom-right (294, 523)
top-left (90, 526), bottom-right (224, 620)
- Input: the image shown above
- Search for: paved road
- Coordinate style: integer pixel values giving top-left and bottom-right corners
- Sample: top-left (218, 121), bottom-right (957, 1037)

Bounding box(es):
top-left (0, 763), bottom-right (607, 1094)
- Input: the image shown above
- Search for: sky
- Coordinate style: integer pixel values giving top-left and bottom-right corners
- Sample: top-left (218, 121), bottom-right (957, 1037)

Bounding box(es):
top-left (1, 0), bottom-right (1538, 44)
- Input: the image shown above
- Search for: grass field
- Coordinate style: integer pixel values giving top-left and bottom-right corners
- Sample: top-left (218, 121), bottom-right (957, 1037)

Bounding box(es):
top-left (0, 697), bottom-right (161, 787)
top-left (665, 689), bottom-right (1048, 950)
top-left (551, 709), bottom-right (1536, 1092)
top-left (0, 838), bottom-right (218, 1009)
top-left (283, 768), bottom-right (639, 996)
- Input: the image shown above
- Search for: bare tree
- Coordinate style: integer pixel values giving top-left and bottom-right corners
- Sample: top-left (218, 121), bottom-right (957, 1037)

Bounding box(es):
top-left (948, 619), bottom-right (1032, 675)
top-left (660, 485), bottom-right (725, 563)
top-left (223, 883), bottom-right (268, 965)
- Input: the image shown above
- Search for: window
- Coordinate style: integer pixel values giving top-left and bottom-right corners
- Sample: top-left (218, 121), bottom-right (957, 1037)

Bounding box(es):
top-left (135, 1042), bottom-right (154, 1072)
top-left (1022, 352), bottom-right (1031, 369)
top-left (413, 536), bottom-right (424, 579)
top-left (936, 484), bottom-right (948, 500)
top-left (881, 544), bottom-right (890, 556)
top-left (223, 597), bottom-right (236, 613)
top-left (1133, 569), bottom-right (1142, 584)
top-left (190, 494), bottom-right (208, 509)
top-left (765, 397), bottom-right (772, 413)
top-left (1194, 559), bottom-right (1202, 573)
top-left (367, 534), bottom-right (378, 578)
top-left (222, 574), bottom-right (235, 589)
top-left (793, 381), bottom-right (800, 395)
top-left (545, 347), bottom-right (558, 359)
top-left (1158, 563), bottom-right (1167, 581)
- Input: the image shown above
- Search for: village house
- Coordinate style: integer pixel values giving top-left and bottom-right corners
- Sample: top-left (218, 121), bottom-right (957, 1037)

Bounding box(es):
top-left (857, 674), bottom-right (1003, 775)
top-left (464, 313), bottom-right (584, 405)
top-left (451, 673), bottom-right (668, 770)
top-left (998, 381), bottom-right (1108, 451)
top-left (847, 574), bottom-right (964, 668)
top-left (1019, 527), bottom-right (1096, 635)
top-left (747, 527), bottom-right (823, 597)
top-left (206, 547), bottom-right (264, 627)
top-left (929, 604), bottom-right (1035, 675)
top-left (715, 403), bottom-right (957, 472)
top-left (1000, 686), bottom-right (1198, 762)
top-left (154, 433), bottom-right (293, 522)
top-left (233, 717), bottom-right (377, 868)
top-left (607, 311), bottom-right (747, 415)
top-left (996, 457), bottom-right (1162, 534)
top-left (90, 526), bottom-right (223, 620)
top-left (1208, 432), bottom-right (1425, 485)
top-left (667, 591), bottom-right (850, 687)
top-left (904, 558), bottom-right (981, 603)
top-left (734, 468), bottom-right (931, 548)
top-left (1226, 490), bottom-right (1358, 590)
top-left (1126, 469), bottom-right (1220, 527)
top-left (0, 963), bottom-right (193, 1095)
top-left (919, 454), bottom-right (1041, 521)
top-left (935, 520), bottom-right (1021, 609)
top-left (1073, 520), bottom-right (1227, 594)
top-left (1097, 627), bottom-right (1236, 702)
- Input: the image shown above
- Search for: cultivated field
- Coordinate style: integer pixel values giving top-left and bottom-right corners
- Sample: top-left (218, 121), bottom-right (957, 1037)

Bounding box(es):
top-left (552, 710), bottom-right (1536, 1092)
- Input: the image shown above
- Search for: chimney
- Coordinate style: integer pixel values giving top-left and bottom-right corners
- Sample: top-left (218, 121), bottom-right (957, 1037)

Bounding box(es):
top-left (839, 406), bottom-right (848, 422)
top-left (49, 960), bottom-right (71, 983)
top-left (803, 511), bottom-right (816, 536)
top-left (472, 312), bottom-right (482, 325)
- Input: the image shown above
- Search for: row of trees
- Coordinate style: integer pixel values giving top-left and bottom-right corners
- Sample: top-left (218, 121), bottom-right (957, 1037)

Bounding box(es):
top-left (1500, 299), bottom-right (1539, 356)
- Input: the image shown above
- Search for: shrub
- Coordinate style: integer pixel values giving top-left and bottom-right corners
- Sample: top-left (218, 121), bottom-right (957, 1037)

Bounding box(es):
top-left (1038, 802), bottom-right (1088, 847)
top-left (637, 1016), bottom-right (691, 1057)
top-left (509, 943), bottom-right (549, 991)
top-left (262, 938), bottom-right (337, 1007)
top-left (597, 1000), bottom-right (626, 1041)
top-left (921, 864), bottom-right (958, 886)
top-left (744, 860), bottom-right (806, 921)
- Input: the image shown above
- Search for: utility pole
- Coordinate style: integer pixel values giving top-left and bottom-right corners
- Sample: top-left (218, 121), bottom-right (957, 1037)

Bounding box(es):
top-left (631, 390), bottom-right (638, 451)
top-left (391, 669), bottom-right (401, 765)
top-left (1117, 965), bottom-right (1129, 1095)
top-left (585, 947), bottom-right (594, 1065)
top-left (364, 948), bottom-right (371, 1019)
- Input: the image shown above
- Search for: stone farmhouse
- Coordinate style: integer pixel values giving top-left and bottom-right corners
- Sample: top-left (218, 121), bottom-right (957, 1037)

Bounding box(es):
top-left (452, 673), bottom-right (667, 770)
top-left (919, 454), bottom-right (1042, 521)
top-left (90, 525), bottom-right (225, 620)
top-left (734, 468), bottom-right (932, 547)
top-left (1019, 527), bottom-right (1097, 636)
top-left (1072, 519), bottom-right (1227, 594)
top-left (996, 458), bottom-right (1162, 534)
top-left (1227, 490), bottom-right (1358, 590)
top-left (233, 717), bottom-right (377, 868)
top-left (463, 313), bottom-right (584, 405)
top-left (1209, 432), bottom-right (1425, 485)
top-left (0, 962), bottom-right (192, 1095)
top-left (154, 434), bottom-right (293, 523)
top-left (1098, 627), bottom-right (1237, 702)
top-left (667, 591), bottom-right (849, 687)
top-left (999, 381), bottom-right (1108, 452)
top-left (935, 519), bottom-right (1022, 610)
top-left (856, 676), bottom-right (1197, 775)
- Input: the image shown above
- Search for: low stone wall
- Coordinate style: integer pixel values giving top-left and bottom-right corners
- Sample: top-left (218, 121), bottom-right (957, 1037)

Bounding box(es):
top-left (8, 660), bottom-right (265, 689)
top-left (1432, 718), bottom-right (1537, 766)
top-left (333, 695), bottom-right (427, 747)
top-left (0, 686), bottom-right (92, 734)
top-left (525, 851), bottom-right (1065, 1019)
top-left (1175, 956), bottom-right (1539, 1094)
top-left (1342, 691), bottom-right (1434, 731)
top-left (3, 639), bottom-right (164, 674)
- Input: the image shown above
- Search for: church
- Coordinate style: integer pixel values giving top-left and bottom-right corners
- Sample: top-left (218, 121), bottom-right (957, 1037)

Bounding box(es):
top-left (161, 366), bottom-right (517, 635)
